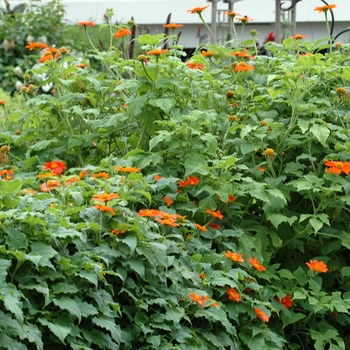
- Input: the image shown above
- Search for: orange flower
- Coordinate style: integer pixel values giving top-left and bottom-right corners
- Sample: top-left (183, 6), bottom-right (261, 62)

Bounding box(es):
top-left (186, 62), bottom-right (204, 70)
top-left (275, 294), bottom-right (293, 309)
top-left (195, 223), bottom-right (207, 232)
top-left (25, 42), bottom-right (48, 51)
top-left (93, 204), bottom-right (116, 215)
top-left (218, 195), bottom-right (236, 203)
top-left (202, 50), bottom-right (213, 57)
top-left (225, 251), bottom-right (244, 263)
top-left (229, 50), bottom-right (252, 59)
top-left (226, 288), bottom-right (241, 302)
top-left (199, 272), bottom-right (206, 279)
top-left (263, 148), bottom-right (275, 156)
top-left (79, 170), bottom-right (88, 179)
top-left (187, 292), bottom-right (208, 306)
top-left (224, 11), bottom-right (240, 18)
top-left (325, 160), bottom-right (350, 175)
top-left (76, 63), bottom-right (88, 69)
top-left (234, 62), bottom-right (255, 72)
top-left (110, 229), bottom-right (125, 235)
top-left (55, 47), bottom-right (70, 58)
top-left (115, 165), bottom-right (141, 173)
top-left (114, 28), bottom-right (132, 38)
top-left (336, 87), bottom-right (348, 99)
top-left (209, 222), bottom-right (221, 230)
top-left (44, 161), bottom-right (66, 175)
top-left (249, 257), bottom-right (267, 271)
top-left (92, 192), bottom-right (120, 203)
top-left (138, 209), bottom-right (161, 217)
top-left (40, 180), bottom-right (61, 192)
top-left (146, 49), bottom-right (169, 56)
top-left (65, 176), bottom-right (79, 186)
top-left (187, 5), bottom-right (210, 14)
top-left (205, 209), bottom-right (224, 220)
top-left (155, 217), bottom-right (180, 227)
top-left (154, 174), bottom-right (162, 181)
top-left (77, 21), bottom-right (95, 27)
top-left (306, 259), bottom-right (328, 273)
top-left (178, 175), bottom-right (200, 187)
top-left (163, 196), bottom-right (173, 207)
top-left (291, 34), bottom-right (308, 39)
top-left (92, 172), bottom-right (109, 179)
top-left (0, 100), bottom-right (5, 105)
top-left (22, 189), bottom-right (37, 195)
top-left (254, 307), bottom-right (269, 322)
top-left (163, 23), bottom-right (184, 29)
top-left (236, 15), bottom-right (253, 23)
top-left (39, 51), bottom-right (54, 63)
top-left (314, 4), bottom-right (336, 13)
top-left (37, 172), bottom-right (56, 179)
top-left (0, 169), bottom-right (13, 181)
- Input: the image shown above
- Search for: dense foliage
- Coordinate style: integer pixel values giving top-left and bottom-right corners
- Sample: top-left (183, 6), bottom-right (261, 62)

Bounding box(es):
top-left (0, 3), bottom-right (350, 349)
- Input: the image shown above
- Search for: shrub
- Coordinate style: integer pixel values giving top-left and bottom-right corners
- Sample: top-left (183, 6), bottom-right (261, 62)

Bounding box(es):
top-left (0, 4), bottom-right (350, 349)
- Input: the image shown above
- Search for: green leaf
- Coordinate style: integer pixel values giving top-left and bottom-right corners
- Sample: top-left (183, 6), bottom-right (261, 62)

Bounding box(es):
top-left (149, 98), bottom-right (175, 114)
top-left (200, 133), bottom-right (217, 156)
top-left (52, 282), bottom-right (79, 295)
top-left (1, 286), bottom-right (23, 322)
top-left (138, 33), bottom-right (165, 45)
top-left (268, 213), bottom-right (297, 229)
top-left (53, 297), bottom-right (82, 323)
top-left (92, 316), bottom-right (122, 343)
top-left (51, 227), bottom-right (85, 241)
top-left (20, 324), bottom-right (44, 350)
top-left (77, 271), bottom-right (98, 287)
top-left (29, 139), bottom-right (57, 151)
top-left (0, 334), bottom-right (27, 350)
top-left (5, 227), bottom-right (28, 250)
top-left (298, 119), bottom-right (309, 133)
top-left (134, 190), bottom-right (151, 204)
top-left (309, 124), bottom-right (330, 146)
top-left (124, 259), bottom-right (145, 278)
top-left (0, 179), bottom-right (22, 195)
top-left (39, 317), bottom-right (71, 344)
top-left (149, 131), bottom-right (172, 151)
top-left (121, 234), bottom-right (138, 253)
top-left (310, 217), bottom-right (323, 233)
top-left (0, 259), bottom-right (11, 284)
top-left (31, 242), bottom-right (58, 269)
top-left (341, 67), bottom-right (350, 80)
top-left (70, 191), bottom-right (84, 206)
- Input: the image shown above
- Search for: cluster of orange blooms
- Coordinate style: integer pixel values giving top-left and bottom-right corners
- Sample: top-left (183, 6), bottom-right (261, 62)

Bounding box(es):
top-left (0, 169), bottom-right (13, 181)
top-left (178, 175), bottom-right (200, 187)
top-left (138, 209), bottom-right (186, 227)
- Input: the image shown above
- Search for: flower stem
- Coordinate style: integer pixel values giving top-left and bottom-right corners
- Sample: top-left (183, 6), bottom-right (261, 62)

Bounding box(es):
top-left (199, 13), bottom-right (217, 44)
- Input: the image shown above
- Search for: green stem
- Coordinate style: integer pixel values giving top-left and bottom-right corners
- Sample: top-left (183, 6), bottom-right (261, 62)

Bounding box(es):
top-left (84, 27), bottom-right (119, 80)
top-left (325, 13), bottom-right (332, 53)
top-left (199, 13), bottom-right (217, 44)
top-left (240, 23), bottom-right (246, 48)
top-left (231, 18), bottom-right (239, 42)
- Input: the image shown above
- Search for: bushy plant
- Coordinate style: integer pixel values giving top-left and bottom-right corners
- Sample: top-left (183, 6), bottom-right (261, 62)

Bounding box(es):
top-left (0, 0), bottom-right (67, 94)
top-left (0, 3), bottom-right (350, 349)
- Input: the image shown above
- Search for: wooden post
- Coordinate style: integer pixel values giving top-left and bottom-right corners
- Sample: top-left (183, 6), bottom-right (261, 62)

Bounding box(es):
top-left (228, 0), bottom-right (233, 41)
top-left (275, 0), bottom-right (281, 43)
top-left (211, 0), bottom-right (218, 44)
top-left (291, 4), bottom-right (296, 36)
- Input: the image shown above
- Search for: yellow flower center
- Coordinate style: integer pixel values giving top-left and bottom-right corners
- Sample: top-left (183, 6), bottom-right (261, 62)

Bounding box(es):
top-left (335, 162), bottom-right (343, 169)
top-left (51, 163), bottom-right (58, 168)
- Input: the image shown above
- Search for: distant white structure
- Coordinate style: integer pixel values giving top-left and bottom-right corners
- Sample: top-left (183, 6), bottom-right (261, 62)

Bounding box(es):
top-left (4, 0), bottom-right (350, 48)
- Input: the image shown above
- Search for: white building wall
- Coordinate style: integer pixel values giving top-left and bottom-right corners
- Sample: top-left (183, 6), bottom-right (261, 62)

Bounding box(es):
top-left (3, 0), bottom-right (350, 47)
